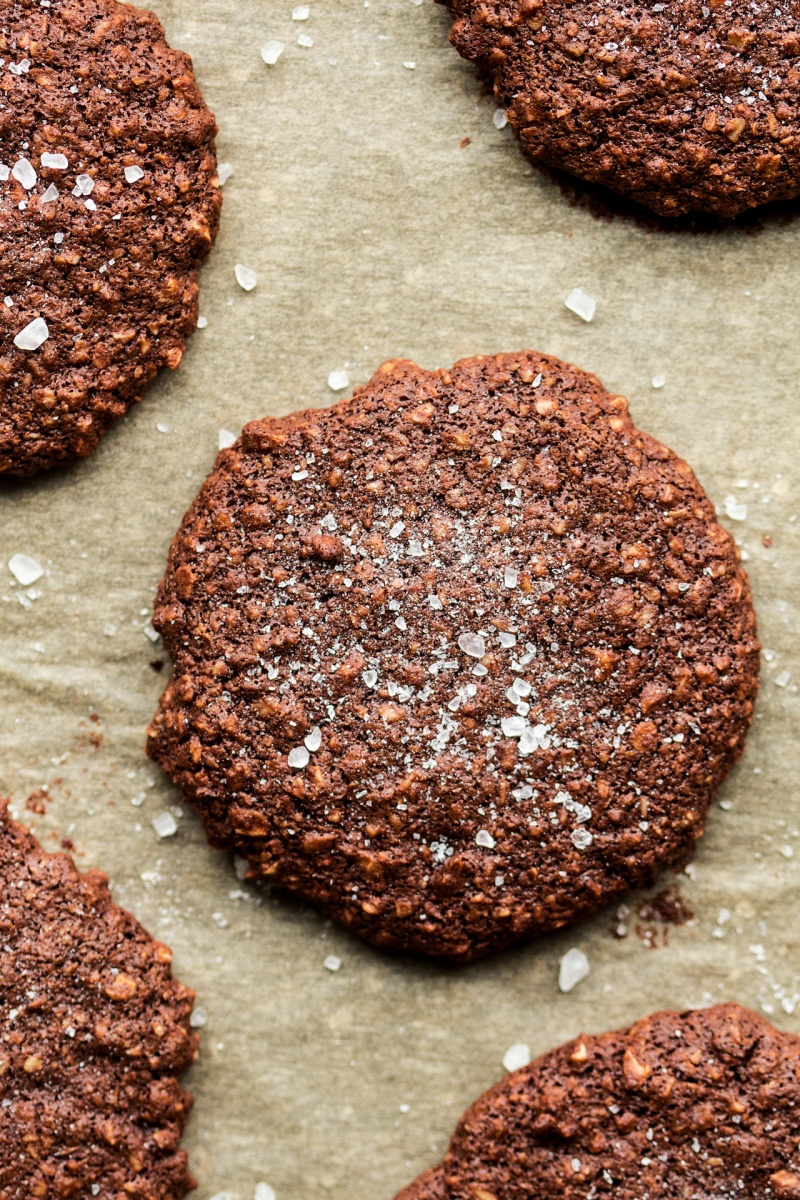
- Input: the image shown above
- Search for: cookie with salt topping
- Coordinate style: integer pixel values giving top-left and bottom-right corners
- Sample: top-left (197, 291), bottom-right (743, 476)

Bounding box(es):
top-left (0, 801), bottom-right (198, 1197)
top-left (441, 0), bottom-right (800, 218)
top-left (147, 352), bottom-right (758, 961)
top-left (395, 1004), bottom-right (800, 1200)
top-left (0, 0), bottom-right (221, 475)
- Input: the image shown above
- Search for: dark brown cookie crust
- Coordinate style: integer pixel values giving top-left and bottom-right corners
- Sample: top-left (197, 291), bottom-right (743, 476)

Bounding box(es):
top-left (0, 0), bottom-right (221, 475)
top-left (0, 803), bottom-right (198, 1199)
top-left (395, 1004), bottom-right (800, 1200)
top-left (148, 352), bottom-right (759, 962)
top-left (441, 0), bottom-right (800, 218)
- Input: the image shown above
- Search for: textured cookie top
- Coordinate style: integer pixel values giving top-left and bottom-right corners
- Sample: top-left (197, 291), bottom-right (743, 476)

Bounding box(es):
top-left (0, 804), bottom-right (197, 1199)
top-left (0, 0), bottom-right (221, 474)
top-left (395, 1005), bottom-right (800, 1200)
top-left (148, 352), bottom-right (758, 961)
top-left (442, 0), bottom-right (800, 218)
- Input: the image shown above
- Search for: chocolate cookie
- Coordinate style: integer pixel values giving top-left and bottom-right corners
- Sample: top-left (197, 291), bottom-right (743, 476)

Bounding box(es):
top-left (395, 1004), bottom-right (800, 1200)
top-left (0, 803), bottom-right (197, 1198)
top-left (440, 0), bottom-right (800, 218)
top-left (0, 0), bottom-right (221, 475)
top-left (147, 351), bottom-right (759, 962)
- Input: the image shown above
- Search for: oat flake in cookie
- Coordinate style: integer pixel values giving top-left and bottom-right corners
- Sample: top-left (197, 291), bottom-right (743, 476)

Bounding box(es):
top-left (394, 1004), bottom-right (800, 1200)
top-left (0, 803), bottom-right (197, 1198)
top-left (441, 0), bottom-right (800, 218)
top-left (0, 0), bottom-right (221, 475)
top-left (147, 352), bottom-right (759, 962)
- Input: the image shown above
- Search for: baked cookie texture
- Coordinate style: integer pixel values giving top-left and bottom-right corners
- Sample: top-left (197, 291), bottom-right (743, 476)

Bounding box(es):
top-left (148, 352), bottom-right (759, 962)
top-left (0, 0), bottom-right (221, 475)
top-left (394, 1004), bottom-right (800, 1200)
top-left (0, 803), bottom-right (197, 1199)
top-left (440, 0), bottom-right (800, 218)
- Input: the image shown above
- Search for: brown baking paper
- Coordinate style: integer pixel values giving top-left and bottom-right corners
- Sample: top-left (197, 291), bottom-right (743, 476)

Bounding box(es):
top-left (1, 1), bottom-right (799, 1197)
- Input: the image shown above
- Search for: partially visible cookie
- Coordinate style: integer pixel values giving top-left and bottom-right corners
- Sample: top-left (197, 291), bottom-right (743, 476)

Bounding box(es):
top-left (0, 0), bottom-right (221, 475)
top-left (441, 0), bottom-right (800, 218)
top-left (396, 1004), bottom-right (800, 1200)
top-left (147, 351), bottom-right (758, 962)
top-left (0, 803), bottom-right (197, 1198)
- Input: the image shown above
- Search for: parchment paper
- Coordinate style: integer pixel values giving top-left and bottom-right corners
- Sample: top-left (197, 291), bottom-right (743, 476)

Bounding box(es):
top-left (2, 2), bottom-right (800, 1197)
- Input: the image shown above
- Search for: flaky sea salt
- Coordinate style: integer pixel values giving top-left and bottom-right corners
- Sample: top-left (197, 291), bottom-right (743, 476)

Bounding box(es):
top-left (235, 263), bottom-right (258, 291)
top-left (189, 1007), bottom-right (208, 1029)
top-left (493, 108), bottom-right (508, 129)
top-left (288, 746), bottom-right (310, 769)
top-left (297, 33), bottom-right (313, 47)
top-left (475, 829), bottom-right (495, 849)
top-left (254, 1186), bottom-right (277, 1200)
top-left (41, 184), bottom-right (58, 202)
top-left (723, 495), bottom-right (747, 522)
top-left (504, 566), bottom-right (518, 588)
top-left (571, 827), bottom-right (593, 850)
top-left (124, 164), bottom-right (144, 183)
top-left (41, 152), bottom-right (68, 170)
top-left (217, 162), bottom-right (234, 185)
top-left (323, 955), bottom-right (341, 973)
top-left (652, 375), bottom-right (666, 389)
top-left (558, 947), bottom-right (590, 993)
top-left (72, 173), bottom-right (94, 197)
top-left (8, 553), bottom-right (43, 585)
top-left (11, 158), bottom-right (36, 189)
top-left (458, 632), bottom-right (485, 658)
top-left (152, 812), bottom-right (178, 839)
top-left (565, 287), bottom-right (596, 322)
top-left (14, 317), bottom-right (49, 350)
top-left (502, 1043), bottom-right (531, 1072)
top-left (293, 5), bottom-right (311, 18)
top-left (328, 368), bottom-right (350, 391)
top-left (304, 726), bottom-right (322, 752)
top-left (261, 40), bottom-right (285, 65)
top-left (218, 429), bottom-right (237, 450)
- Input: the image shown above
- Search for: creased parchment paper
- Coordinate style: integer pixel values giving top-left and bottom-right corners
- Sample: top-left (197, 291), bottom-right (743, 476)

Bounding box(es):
top-left (1, 2), bottom-right (799, 1198)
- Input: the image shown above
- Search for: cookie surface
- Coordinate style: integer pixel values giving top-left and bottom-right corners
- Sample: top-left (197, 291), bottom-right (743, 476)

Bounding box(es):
top-left (0, 803), bottom-right (197, 1198)
top-left (0, 0), bottom-right (221, 475)
top-left (441, 0), bottom-right (800, 218)
top-left (148, 352), bottom-right (758, 962)
top-left (394, 1004), bottom-right (800, 1200)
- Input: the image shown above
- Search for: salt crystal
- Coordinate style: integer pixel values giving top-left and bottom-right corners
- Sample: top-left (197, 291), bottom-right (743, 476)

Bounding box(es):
top-left (8, 553), bottom-right (43, 585)
top-left (218, 429), bottom-right (237, 450)
top-left (14, 317), bottom-right (49, 351)
top-left (652, 375), bottom-right (666, 389)
top-left (558, 947), bottom-right (590, 993)
top-left (403, 61), bottom-right (416, 69)
top-left (235, 263), bottom-right (258, 291)
top-left (292, 5), bottom-right (310, 18)
top-left (304, 726), bottom-right (322, 752)
top-left (458, 632), bottom-right (485, 658)
top-left (723, 495), bottom-right (747, 522)
top-left (502, 1043), bottom-right (530, 1072)
top-left (395, 616), bottom-right (407, 631)
top-left (475, 829), bottom-right (495, 849)
top-left (124, 164), bottom-right (144, 183)
top-left (328, 368), bottom-right (350, 391)
top-left (775, 670), bottom-right (791, 688)
top-left (512, 678), bottom-right (531, 698)
top-left (41, 184), bottom-right (58, 202)
top-left (297, 33), bottom-right (313, 47)
top-left (261, 40), bottom-right (285, 65)
top-left (41, 152), bottom-right (68, 170)
top-left (493, 108), bottom-right (508, 129)
top-left (254, 1186), bottom-right (277, 1200)
top-left (362, 669), bottom-right (378, 687)
top-left (217, 162), bottom-right (234, 185)
top-left (11, 158), bottom-right (36, 189)
top-left (501, 716), bottom-right (527, 738)
top-left (0, 165), bottom-right (8, 181)
top-left (190, 1006), bottom-right (208, 1028)
top-left (389, 521), bottom-right (405, 538)
top-left (571, 827), bottom-right (593, 850)
top-left (565, 287), bottom-right (596, 323)
top-left (72, 173), bottom-right (94, 197)
top-left (323, 955), bottom-right (341, 973)
top-left (152, 812), bottom-right (178, 838)
top-left (504, 566), bottom-right (519, 588)
top-left (498, 631), bottom-right (516, 648)
top-left (288, 746), bottom-right (310, 769)
top-left (197, 316), bottom-right (208, 329)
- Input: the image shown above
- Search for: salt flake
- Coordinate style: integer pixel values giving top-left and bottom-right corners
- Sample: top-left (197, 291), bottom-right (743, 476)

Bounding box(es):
top-left (124, 164), bottom-right (144, 183)
top-left (558, 947), bottom-right (590, 993)
top-left (458, 632), bottom-right (485, 658)
top-left (475, 829), bottom-right (495, 849)
top-left (235, 263), bottom-right (258, 292)
top-left (565, 287), bottom-right (596, 323)
top-left (503, 1043), bottom-right (530, 1072)
top-left (11, 158), bottom-right (36, 189)
top-left (288, 746), bottom-right (310, 769)
top-left (40, 152), bottom-right (68, 170)
top-left (14, 317), bottom-right (49, 351)
top-left (328, 368), bottom-right (350, 391)
top-left (152, 812), bottom-right (178, 839)
top-left (8, 553), bottom-right (43, 585)
top-left (261, 40), bottom-right (285, 65)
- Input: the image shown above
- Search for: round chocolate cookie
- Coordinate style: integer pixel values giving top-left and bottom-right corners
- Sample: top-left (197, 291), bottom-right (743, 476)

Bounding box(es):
top-left (147, 352), bottom-right (759, 962)
top-left (0, 0), bottom-right (221, 475)
top-left (394, 1004), bottom-right (800, 1200)
top-left (440, 0), bottom-right (800, 218)
top-left (0, 803), bottom-right (198, 1198)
